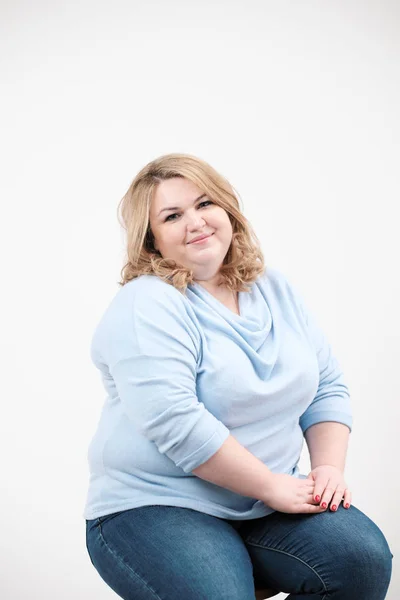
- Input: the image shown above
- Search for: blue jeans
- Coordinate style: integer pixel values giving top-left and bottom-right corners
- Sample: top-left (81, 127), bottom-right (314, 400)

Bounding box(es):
top-left (86, 504), bottom-right (392, 599)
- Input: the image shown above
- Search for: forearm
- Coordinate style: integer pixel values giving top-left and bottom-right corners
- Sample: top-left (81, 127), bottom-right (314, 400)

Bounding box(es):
top-left (192, 434), bottom-right (273, 501)
top-left (304, 421), bottom-right (350, 472)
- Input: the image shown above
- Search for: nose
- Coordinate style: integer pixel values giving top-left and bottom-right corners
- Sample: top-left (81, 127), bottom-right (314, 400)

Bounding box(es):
top-left (186, 210), bottom-right (206, 231)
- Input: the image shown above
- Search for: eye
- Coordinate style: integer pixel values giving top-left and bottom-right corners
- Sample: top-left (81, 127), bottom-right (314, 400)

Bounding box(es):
top-left (164, 200), bottom-right (213, 223)
top-left (165, 213), bottom-right (179, 222)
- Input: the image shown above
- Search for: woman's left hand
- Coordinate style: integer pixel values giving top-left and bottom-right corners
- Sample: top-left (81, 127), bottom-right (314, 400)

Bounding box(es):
top-left (307, 465), bottom-right (352, 511)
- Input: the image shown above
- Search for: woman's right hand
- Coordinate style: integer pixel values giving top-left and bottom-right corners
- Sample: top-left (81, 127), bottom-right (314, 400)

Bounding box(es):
top-left (263, 473), bottom-right (327, 514)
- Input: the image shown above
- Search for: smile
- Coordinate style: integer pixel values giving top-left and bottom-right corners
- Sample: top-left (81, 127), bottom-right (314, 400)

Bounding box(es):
top-left (188, 233), bottom-right (214, 245)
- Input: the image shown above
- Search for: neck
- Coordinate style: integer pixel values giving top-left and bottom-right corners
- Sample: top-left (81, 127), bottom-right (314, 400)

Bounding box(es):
top-left (197, 281), bottom-right (237, 301)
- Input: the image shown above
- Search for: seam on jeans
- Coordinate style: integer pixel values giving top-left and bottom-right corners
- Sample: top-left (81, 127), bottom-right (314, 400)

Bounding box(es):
top-left (97, 522), bottom-right (163, 600)
top-left (246, 542), bottom-right (328, 600)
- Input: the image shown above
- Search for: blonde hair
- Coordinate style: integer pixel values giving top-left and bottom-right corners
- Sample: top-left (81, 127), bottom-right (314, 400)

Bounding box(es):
top-left (117, 153), bottom-right (265, 292)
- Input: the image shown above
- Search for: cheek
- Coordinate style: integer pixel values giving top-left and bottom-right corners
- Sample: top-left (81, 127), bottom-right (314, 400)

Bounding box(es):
top-left (160, 227), bottom-right (185, 249)
top-left (212, 208), bottom-right (231, 228)
top-left (218, 214), bottom-right (233, 238)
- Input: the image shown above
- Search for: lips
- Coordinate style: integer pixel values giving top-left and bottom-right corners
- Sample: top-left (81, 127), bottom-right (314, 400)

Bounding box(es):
top-left (187, 233), bottom-right (213, 244)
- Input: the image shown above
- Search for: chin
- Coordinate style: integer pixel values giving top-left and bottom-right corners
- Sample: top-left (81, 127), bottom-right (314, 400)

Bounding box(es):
top-left (191, 260), bottom-right (225, 278)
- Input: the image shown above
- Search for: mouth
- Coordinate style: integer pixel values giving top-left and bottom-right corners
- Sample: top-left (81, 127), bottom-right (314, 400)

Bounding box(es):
top-left (187, 233), bottom-right (214, 245)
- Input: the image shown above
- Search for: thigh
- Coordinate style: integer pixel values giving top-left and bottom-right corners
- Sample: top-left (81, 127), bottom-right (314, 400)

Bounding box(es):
top-left (86, 505), bottom-right (257, 600)
top-left (237, 504), bottom-right (393, 600)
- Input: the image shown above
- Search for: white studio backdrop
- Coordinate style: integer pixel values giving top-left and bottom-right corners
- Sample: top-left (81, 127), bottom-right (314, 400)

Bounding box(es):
top-left (1, 0), bottom-right (398, 598)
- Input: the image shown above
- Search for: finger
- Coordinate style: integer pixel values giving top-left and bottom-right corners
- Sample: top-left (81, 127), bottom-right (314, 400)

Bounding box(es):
top-left (300, 483), bottom-right (319, 494)
top-left (312, 480), bottom-right (329, 504)
top-left (343, 488), bottom-right (352, 509)
top-left (304, 490), bottom-right (321, 504)
top-left (298, 481), bottom-right (315, 494)
top-left (319, 482), bottom-right (337, 509)
top-left (329, 487), bottom-right (346, 512)
top-left (302, 502), bottom-right (328, 514)
top-left (303, 481), bottom-right (317, 491)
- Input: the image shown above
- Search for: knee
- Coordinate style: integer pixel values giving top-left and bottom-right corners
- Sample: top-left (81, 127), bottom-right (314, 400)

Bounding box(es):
top-left (340, 513), bottom-right (392, 584)
top-left (359, 526), bottom-right (392, 577)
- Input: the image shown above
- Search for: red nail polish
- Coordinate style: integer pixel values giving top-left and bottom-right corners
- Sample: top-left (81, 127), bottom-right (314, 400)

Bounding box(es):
top-left (345, 503), bottom-right (350, 509)
top-left (315, 495), bottom-right (320, 502)
top-left (322, 502), bottom-right (327, 509)
top-left (331, 505), bottom-right (337, 511)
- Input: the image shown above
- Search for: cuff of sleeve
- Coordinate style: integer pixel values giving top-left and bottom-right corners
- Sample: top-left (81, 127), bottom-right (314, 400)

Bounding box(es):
top-left (300, 411), bottom-right (353, 435)
top-left (175, 422), bottom-right (230, 473)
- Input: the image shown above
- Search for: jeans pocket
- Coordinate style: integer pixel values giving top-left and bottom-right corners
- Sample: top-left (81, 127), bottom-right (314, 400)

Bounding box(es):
top-left (97, 511), bottom-right (122, 526)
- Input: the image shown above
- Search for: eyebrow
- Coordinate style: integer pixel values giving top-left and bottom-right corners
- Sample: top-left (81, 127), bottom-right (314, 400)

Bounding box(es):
top-left (157, 193), bottom-right (207, 217)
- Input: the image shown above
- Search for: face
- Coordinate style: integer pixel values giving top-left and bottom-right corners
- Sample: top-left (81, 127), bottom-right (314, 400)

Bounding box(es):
top-left (149, 177), bottom-right (233, 282)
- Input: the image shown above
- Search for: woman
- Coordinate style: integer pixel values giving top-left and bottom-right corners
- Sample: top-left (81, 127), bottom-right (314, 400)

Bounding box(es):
top-left (84, 153), bottom-right (392, 599)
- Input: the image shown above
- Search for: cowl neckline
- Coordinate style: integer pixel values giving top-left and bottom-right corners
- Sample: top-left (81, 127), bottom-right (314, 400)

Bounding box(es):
top-left (190, 282), bottom-right (244, 320)
top-left (188, 279), bottom-right (273, 352)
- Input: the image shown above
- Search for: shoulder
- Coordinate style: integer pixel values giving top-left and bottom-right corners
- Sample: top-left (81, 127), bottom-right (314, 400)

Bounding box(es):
top-left (96, 276), bottom-right (196, 342)
top-left (91, 276), bottom-right (199, 365)
top-left (256, 265), bottom-right (290, 292)
top-left (116, 274), bottom-right (190, 313)
top-left (256, 266), bottom-right (306, 315)
top-left (122, 273), bottom-right (183, 296)
top-left (93, 275), bottom-right (193, 339)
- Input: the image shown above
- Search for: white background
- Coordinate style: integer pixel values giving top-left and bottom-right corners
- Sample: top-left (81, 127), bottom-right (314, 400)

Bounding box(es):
top-left (1, 0), bottom-right (399, 598)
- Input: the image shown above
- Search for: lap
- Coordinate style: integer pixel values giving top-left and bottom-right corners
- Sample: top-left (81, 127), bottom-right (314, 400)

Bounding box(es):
top-left (86, 505), bottom-right (257, 600)
top-left (86, 504), bottom-right (392, 600)
top-left (235, 504), bottom-right (392, 598)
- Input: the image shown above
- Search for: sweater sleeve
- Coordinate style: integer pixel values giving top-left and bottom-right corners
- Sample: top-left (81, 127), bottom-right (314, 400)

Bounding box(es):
top-left (278, 271), bottom-right (353, 434)
top-left (100, 277), bottom-right (230, 473)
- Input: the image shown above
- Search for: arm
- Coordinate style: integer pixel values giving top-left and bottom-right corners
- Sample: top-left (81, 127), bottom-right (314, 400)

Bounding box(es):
top-left (193, 433), bottom-right (326, 514)
top-left (305, 422), bottom-right (352, 510)
top-left (299, 308), bottom-right (352, 507)
top-left (281, 272), bottom-right (353, 509)
top-left (104, 278), bottom-right (230, 473)
top-left (304, 421), bottom-right (350, 472)
top-left (192, 433), bottom-right (274, 499)
top-left (290, 275), bottom-right (352, 455)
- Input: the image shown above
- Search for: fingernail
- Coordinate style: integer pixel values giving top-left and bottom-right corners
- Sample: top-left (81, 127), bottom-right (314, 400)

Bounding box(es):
top-left (345, 503), bottom-right (350, 509)
top-left (321, 502), bottom-right (327, 509)
top-left (315, 495), bottom-right (320, 502)
top-left (331, 505), bottom-right (337, 511)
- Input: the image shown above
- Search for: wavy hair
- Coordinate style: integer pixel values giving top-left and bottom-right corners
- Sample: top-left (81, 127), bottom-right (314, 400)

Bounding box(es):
top-left (117, 153), bottom-right (265, 293)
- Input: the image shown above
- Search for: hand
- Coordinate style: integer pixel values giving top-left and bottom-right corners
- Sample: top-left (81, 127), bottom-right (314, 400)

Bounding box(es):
top-left (263, 473), bottom-right (327, 514)
top-left (307, 465), bottom-right (352, 511)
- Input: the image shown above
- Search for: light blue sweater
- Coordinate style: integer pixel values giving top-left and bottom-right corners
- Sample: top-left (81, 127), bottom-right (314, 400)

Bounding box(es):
top-left (83, 267), bottom-right (352, 520)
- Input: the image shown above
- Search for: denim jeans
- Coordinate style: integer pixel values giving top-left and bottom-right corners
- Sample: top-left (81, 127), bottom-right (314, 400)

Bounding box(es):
top-left (86, 504), bottom-right (392, 599)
